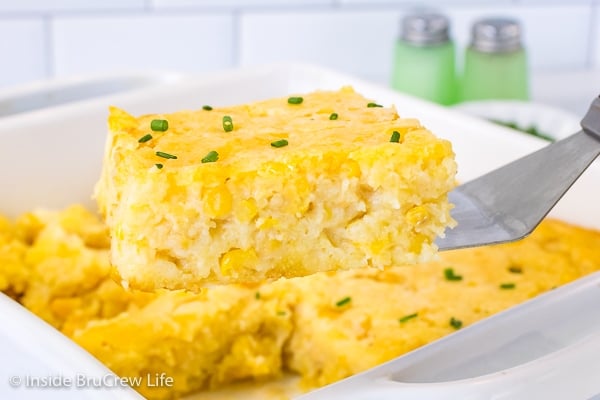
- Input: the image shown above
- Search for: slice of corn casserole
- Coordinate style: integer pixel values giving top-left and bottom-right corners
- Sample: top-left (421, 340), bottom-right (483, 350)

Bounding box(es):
top-left (96, 87), bottom-right (457, 291)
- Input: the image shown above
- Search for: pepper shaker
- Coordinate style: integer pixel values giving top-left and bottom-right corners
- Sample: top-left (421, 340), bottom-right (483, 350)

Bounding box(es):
top-left (461, 18), bottom-right (529, 101)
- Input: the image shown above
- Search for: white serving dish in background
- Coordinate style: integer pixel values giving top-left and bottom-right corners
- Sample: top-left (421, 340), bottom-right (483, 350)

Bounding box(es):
top-left (453, 100), bottom-right (582, 141)
top-left (0, 64), bottom-right (599, 399)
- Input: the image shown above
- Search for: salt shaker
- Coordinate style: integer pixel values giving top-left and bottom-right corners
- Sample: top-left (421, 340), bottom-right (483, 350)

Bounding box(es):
top-left (391, 13), bottom-right (457, 105)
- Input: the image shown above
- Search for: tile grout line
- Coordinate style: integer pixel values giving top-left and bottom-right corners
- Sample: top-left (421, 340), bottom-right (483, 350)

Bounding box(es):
top-left (587, 1), bottom-right (597, 69)
top-left (43, 14), bottom-right (54, 79)
top-left (232, 9), bottom-right (241, 67)
top-left (0, 2), bottom-right (340, 18)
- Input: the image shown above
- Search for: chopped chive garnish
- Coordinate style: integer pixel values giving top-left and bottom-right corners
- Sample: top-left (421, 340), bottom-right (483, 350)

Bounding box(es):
top-left (202, 105), bottom-right (213, 111)
top-left (276, 310), bottom-right (286, 316)
top-left (271, 139), bottom-right (289, 148)
top-left (150, 119), bottom-right (168, 132)
top-left (508, 265), bottom-right (523, 274)
top-left (156, 151), bottom-right (177, 159)
top-left (367, 102), bottom-right (383, 108)
top-left (399, 313), bottom-right (418, 323)
top-left (287, 96), bottom-right (303, 105)
top-left (444, 267), bottom-right (463, 281)
top-left (138, 133), bottom-right (153, 143)
top-left (335, 296), bottom-right (351, 307)
top-left (255, 292), bottom-right (260, 299)
top-left (329, 113), bottom-right (338, 120)
top-left (450, 317), bottom-right (463, 330)
top-left (390, 131), bottom-right (401, 143)
top-left (201, 150), bottom-right (219, 163)
top-left (155, 163), bottom-right (163, 169)
top-left (500, 283), bottom-right (516, 289)
top-left (222, 115), bottom-right (233, 132)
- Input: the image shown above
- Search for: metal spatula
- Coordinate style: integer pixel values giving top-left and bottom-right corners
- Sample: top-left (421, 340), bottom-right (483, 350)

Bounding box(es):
top-left (436, 95), bottom-right (600, 251)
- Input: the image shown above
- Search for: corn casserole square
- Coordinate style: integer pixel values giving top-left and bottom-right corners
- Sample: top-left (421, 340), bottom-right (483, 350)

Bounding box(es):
top-left (96, 87), bottom-right (457, 291)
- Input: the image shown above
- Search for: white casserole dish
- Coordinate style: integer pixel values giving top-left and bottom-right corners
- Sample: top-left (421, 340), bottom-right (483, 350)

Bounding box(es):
top-left (0, 64), bottom-right (599, 399)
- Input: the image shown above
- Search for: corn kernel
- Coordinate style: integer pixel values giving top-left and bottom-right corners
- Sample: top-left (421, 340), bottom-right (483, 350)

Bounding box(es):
top-left (341, 160), bottom-right (361, 178)
top-left (114, 225), bottom-right (124, 240)
top-left (220, 248), bottom-right (258, 276)
top-left (317, 107), bottom-right (334, 114)
top-left (258, 217), bottom-right (279, 230)
top-left (408, 233), bottom-right (429, 253)
top-left (261, 161), bottom-right (288, 176)
top-left (204, 186), bottom-right (233, 218)
top-left (235, 199), bottom-right (258, 222)
top-left (406, 205), bottom-right (430, 226)
top-left (369, 238), bottom-right (388, 254)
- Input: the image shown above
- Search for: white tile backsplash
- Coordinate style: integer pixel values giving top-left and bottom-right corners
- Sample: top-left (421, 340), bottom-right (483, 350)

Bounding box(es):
top-left (51, 14), bottom-right (234, 77)
top-left (0, 18), bottom-right (47, 87)
top-left (0, 0), bottom-right (145, 13)
top-left (443, 4), bottom-right (592, 70)
top-left (0, 0), bottom-right (598, 88)
top-left (240, 10), bottom-right (402, 84)
top-left (338, 0), bottom-right (516, 5)
top-left (152, 0), bottom-right (334, 9)
top-left (517, 0), bottom-right (592, 4)
top-left (240, 4), bottom-right (591, 84)
top-left (591, 4), bottom-right (600, 68)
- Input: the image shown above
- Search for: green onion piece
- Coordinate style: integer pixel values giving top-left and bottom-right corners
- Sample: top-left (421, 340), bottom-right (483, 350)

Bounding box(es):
top-left (390, 131), bottom-right (401, 143)
top-left (202, 105), bottom-right (213, 111)
top-left (367, 102), bottom-right (383, 108)
top-left (276, 310), bottom-right (286, 316)
top-left (255, 292), bottom-right (260, 300)
top-left (156, 151), bottom-right (177, 159)
top-left (508, 265), bottom-right (523, 274)
top-left (287, 96), bottom-right (303, 105)
top-left (201, 150), bottom-right (219, 163)
top-left (138, 134), bottom-right (153, 143)
top-left (222, 115), bottom-right (233, 132)
top-left (329, 113), bottom-right (338, 120)
top-left (444, 267), bottom-right (463, 281)
top-left (399, 313), bottom-right (418, 323)
top-left (155, 163), bottom-right (163, 169)
top-left (500, 283), bottom-right (516, 290)
top-left (335, 296), bottom-right (351, 307)
top-left (450, 317), bottom-right (463, 330)
top-left (271, 139), bottom-right (289, 148)
top-left (150, 119), bottom-right (168, 132)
